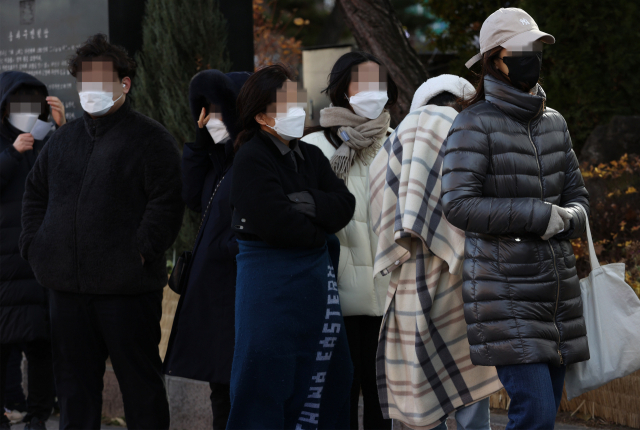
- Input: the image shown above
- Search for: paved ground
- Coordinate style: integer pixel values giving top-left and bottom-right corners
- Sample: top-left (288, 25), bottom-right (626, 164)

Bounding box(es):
top-left (484, 412), bottom-right (596, 430)
top-left (6, 409), bottom-right (617, 430)
top-left (9, 417), bottom-right (119, 430)
top-left (388, 406), bottom-right (601, 430)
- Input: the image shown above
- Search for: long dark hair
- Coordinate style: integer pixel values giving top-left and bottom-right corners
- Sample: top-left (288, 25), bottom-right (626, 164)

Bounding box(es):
top-left (308, 51), bottom-right (398, 149)
top-left (234, 64), bottom-right (294, 152)
top-left (427, 91), bottom-right (463, 113)
top-left (460, 46), bottom-right (513, 110)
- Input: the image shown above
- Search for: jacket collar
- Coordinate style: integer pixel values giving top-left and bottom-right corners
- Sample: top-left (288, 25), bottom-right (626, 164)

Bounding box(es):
top-left (484, 75), bottom-right (546, 123)
top-left (83, 97), bottom-right (132, 138)
top-left (260, 130), bottom-right (304, 160)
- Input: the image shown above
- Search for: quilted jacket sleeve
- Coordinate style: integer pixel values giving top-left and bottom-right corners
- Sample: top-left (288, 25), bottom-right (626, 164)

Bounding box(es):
top-left (555, 124), bottom-right (589, 241)
top-left (441, 110), bottom-right (552, 236)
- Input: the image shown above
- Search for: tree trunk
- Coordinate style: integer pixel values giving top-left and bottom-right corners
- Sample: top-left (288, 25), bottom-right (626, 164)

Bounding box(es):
top-left (338, 0), bottom-right (428, 125)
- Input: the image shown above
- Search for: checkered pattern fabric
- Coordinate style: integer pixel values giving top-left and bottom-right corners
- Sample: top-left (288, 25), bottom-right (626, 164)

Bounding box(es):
top-left (369, 105), bottom-right (502, 429)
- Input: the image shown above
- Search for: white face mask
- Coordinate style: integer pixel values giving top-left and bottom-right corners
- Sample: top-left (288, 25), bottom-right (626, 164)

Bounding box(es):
top-left (267, 106), bottom-right (306, 141)
top-left (347, 90), bottom-right (388, 119)
top-left (206, 118), bottom-right (229, 143)
top-left (8, 113), bottom-right (39, 133)
top-left (79, 84), bottom-right (125, 116)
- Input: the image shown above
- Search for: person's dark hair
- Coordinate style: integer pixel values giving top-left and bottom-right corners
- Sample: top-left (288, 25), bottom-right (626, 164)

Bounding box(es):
top-left (234, 64), bottom-right (294, 152)
top-left (426, 91), bottom-right (462, 113)
top-left (68, 33), bottom-right (137, 85)
top-left (460, 46), bottom-right (513, 110)
top-left (309, 51), bottom-right (398, 149)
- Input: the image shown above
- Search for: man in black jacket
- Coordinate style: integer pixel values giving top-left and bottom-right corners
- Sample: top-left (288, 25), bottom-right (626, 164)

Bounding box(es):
top-left (19, 34), bottom-right (184, 430)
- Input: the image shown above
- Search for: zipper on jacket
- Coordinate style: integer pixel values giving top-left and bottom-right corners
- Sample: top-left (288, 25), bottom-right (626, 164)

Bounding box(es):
top-left (548, 237), bottom-right (564, 364)
top-left (528, 102), bottom-right (563, 364)
top-left (72, 135), bottom-right (97, 291)
top-left (527, 103), bottom-right (544, 200)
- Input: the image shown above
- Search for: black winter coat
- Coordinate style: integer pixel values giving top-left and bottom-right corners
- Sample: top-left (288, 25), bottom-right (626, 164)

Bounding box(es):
top-left (0, 71), bottom-right (50, 343)
top-left (19, 98), bottom-right (184, 295)
top-left (164, 70), bottom-right (250, 384)
top-left (231, 132), bottom-right (356, 248)
top-left (441, 75), bottom-right (590, 367)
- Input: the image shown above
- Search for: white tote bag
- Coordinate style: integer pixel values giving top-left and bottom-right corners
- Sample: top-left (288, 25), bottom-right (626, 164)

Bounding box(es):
top-left (564, 206), bottom-right (640, 400)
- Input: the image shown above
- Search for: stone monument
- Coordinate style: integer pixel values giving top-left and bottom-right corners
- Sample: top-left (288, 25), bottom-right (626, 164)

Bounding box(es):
top-left (0, 0), bottom-right (109, 122)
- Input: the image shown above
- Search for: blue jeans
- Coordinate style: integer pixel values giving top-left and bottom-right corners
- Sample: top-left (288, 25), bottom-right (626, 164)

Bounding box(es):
top-left (496, 363), bottom-right (566, 430)
top-left (431, 397), bottom-right (491, 430)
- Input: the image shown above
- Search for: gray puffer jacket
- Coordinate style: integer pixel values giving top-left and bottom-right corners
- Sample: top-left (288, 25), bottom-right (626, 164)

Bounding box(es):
top-left (441, 75), bottom-right (590, 367)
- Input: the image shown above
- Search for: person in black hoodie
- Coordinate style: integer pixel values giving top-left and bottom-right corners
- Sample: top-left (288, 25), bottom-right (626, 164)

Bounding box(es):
top-left (163, 69), bottom-right (250, 430)
top-left (0, 71), bottom-right (65, 430)
top-left (19, 34), bottom-right (184, 430)
top-left (227, 65), bottom-right (355, 429)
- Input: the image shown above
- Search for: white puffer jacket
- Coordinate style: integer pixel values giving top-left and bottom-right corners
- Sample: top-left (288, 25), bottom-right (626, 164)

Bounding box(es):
top-left (302, 131), bottom-right (390, 316)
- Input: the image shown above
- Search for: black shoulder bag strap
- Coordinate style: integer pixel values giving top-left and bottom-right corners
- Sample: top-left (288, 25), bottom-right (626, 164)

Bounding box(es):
top-left (168, 174), bottom-right (226, 294)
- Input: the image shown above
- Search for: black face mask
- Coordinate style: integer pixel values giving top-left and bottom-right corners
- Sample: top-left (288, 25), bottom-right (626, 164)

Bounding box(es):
top-left (502, 52), bottom-right (543, 92)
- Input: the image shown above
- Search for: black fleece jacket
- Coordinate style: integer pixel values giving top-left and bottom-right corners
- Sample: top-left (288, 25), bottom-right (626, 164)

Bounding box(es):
top-left (231, 131), bottom-right (355, 249)
top-left (19, 98), bottom-right (184, 295)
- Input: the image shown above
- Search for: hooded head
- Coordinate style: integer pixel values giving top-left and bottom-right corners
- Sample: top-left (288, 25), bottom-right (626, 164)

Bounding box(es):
top-left (410, 74), bottom-right (475, 113)
top-left (0, 71), bottom-right (49, 137)
top-left (189, 70), bottom-right (251, 143)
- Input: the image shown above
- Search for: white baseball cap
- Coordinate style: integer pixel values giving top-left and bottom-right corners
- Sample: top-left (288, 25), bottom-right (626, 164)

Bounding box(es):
top-left (465, 8), bottom-right (555, 68)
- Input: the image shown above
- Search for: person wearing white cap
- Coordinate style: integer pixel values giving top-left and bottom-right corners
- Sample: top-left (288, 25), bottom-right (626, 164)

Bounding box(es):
top-left (441, 8), bottom-right (590, 430)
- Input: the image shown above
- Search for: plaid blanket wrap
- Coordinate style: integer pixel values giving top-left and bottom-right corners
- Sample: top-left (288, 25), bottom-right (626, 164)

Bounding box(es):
top-left (369, 105), bottom-right (502, 429)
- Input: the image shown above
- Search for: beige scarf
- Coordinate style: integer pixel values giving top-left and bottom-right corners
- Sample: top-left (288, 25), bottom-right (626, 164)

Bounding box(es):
top-left (319, 106), bottom-right (390, 182)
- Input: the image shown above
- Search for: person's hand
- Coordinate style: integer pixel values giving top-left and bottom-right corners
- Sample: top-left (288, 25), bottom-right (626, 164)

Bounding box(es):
top-left (542, 205), bottom-right (572, 240)
top-left (46, 96), bottom-right (66, 127)
top-left (197, 107), bottom-right (211, 129)
top-left (140, 254), bottom-right (145, 265)
top-left (13, 133), bottom-right (34, 153)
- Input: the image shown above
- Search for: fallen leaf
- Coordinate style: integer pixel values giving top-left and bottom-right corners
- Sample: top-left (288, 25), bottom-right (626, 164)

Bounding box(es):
top-left (626, 186), bottom-right (637, 194)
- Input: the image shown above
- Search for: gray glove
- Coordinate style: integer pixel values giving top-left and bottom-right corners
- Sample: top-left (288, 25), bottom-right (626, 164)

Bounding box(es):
top-left (542, 205), bottom-right (572, 240)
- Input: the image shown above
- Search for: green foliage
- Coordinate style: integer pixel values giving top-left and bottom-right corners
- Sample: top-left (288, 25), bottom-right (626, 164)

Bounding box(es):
top-left (519, 0), bottom-right (640, 154)
top-left (134, 0), bottom-right (231, 256)
top-left (425, 0), bottom-right (513, 68)
top-left (392, 0), bottom-right (437, 52)
top-left (424, 0), bottom-right (640, 154)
